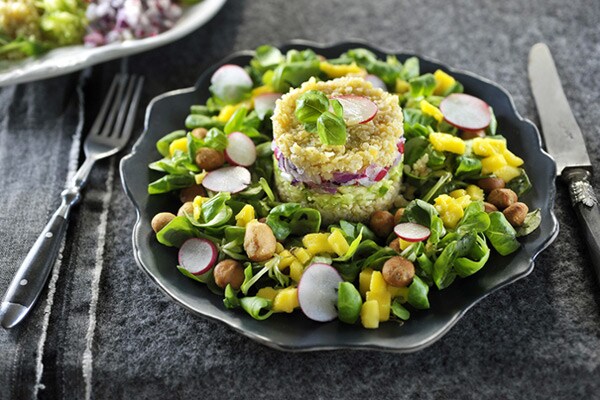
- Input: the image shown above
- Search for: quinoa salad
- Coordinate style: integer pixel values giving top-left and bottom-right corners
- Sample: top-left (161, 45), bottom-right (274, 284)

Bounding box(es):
top-left (146, 45), bottom-right (542, 328)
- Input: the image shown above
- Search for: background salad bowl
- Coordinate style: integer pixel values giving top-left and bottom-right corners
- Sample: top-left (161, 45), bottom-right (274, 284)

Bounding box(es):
top-left (0, 0), bottom-right (227, 87)
top-left (120, 41), bottom-right (559, 352)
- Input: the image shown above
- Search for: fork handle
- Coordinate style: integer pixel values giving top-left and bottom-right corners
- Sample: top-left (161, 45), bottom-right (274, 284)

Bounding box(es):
top-left (0, 188), bottom-right (80, 329)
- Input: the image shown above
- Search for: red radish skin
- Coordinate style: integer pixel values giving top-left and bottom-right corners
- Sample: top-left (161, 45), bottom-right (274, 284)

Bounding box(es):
top-left (364, 74), bottom-right (387, 90)
top-left (225, 132), bottom-right (257, 167)
top-left (332, 95), bottom-right (378, 125)
top-left (394, 223), bottom-right (431, 242)
top-left (440, 93), bottom-right (492, 131)
top-left (253, 93), bottom-right (281, 119)
top-left (178, 238), bottom-right (218, 275)
top-left (210, 64), bottom-right (253, 103)
top-left (201, 166), bottom-right (251, 193)
top-left (297, 263), bottom-right (344, 322)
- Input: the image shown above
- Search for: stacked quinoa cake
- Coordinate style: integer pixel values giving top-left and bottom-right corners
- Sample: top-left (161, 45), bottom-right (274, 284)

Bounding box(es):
top-left (272, 76), bottom-right (404, 224)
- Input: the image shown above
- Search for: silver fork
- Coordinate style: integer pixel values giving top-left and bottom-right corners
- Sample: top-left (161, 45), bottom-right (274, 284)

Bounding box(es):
top-left (0, 74), bottom-right (144, 329)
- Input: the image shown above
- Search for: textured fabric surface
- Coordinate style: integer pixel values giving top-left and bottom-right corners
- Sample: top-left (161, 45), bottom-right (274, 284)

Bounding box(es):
top-left (1, 0), bottom-right (600, 399)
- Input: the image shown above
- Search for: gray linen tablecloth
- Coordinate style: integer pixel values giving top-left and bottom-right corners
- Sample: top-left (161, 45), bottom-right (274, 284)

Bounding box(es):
top-left (1, 0), bottom-right (599, 398)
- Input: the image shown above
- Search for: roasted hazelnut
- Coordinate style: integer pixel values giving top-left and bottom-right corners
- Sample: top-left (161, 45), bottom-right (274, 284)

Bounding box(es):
top-left (460, 129), bottom-right (486, 140)
top-left (258, 217), bottom-right (267, 223)
top-left (179, 185), bottom-right (207, 203)
top-left (389, 238), bottom-right (401, 253)
top-left (369, 210), bottom-right (395, 238)
top-left (503, 202), bottom-right (529, 227)
top-left (382, 256), bottom-right (415, 287)
top-left (393, 208), bottom-right (405, 225)
top-left (243, 221), bottom-right (277, 262)
top-left (483, 202), bottom-right (498, 213)
top-left (195, 148), bottom-right (224, 171)
top-left (487, 188), bottom-right (518, 210)
top-left (191, 127), bottom-right (208, 140)
top-left (177, 202), bottom-right (194, 217)
top-left (477, 177), bottom-right (506, 193)
top-left (151, 212), bottom-right (176, 233)
top-left (214, 259), bottom-right (245, 290)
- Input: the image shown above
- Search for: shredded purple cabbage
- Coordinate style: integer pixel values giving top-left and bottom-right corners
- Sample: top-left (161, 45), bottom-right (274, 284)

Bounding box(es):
top-left (84, 0), bottom-right (184, 46)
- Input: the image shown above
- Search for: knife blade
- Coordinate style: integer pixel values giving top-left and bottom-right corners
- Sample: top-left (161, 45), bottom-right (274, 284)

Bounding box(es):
top-left (528, 42), bottom-right (600, 285)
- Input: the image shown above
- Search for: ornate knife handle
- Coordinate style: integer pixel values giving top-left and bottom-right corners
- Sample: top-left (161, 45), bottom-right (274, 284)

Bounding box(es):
top-left (563, 168), bottom-right (600, 286)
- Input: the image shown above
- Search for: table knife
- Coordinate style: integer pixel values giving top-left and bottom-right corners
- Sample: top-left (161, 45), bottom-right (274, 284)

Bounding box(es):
top-left (528, 42), bottom-right (600, 284)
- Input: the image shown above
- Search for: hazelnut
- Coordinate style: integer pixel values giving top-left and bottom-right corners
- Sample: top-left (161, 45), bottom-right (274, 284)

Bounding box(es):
top-left (503, 202), bottom-right (529, 227)
top-left (177, 202), bottom-right (194, 217)
top-left (487, 188), bottom-right (518, 210)
top-left (243, 221), bottom-right (277, 262)
top-left (179, 185), bottom-right (207, 203)
top-left (191, 127), bottom-right (208, 140)
top-left (151, 212), bottom-right (176, 233)
top-left (389, 238), bottom-right (401, 253)
top-left (393, 208), bottom-right (405, 225)
top-left (477, 177), bottom-right (506, 193)
top-left (214, 259), bottom-right (245, 290)
top-left (483, 202), bottom-right (498, 213)
top-left (460, 129), bottom-right (486, 140)
top-left (382, 256), bottom-right (415, 287)
top-left (369, 210), bottom-right (395, 238)
top-left (195, 148), bottom-right (224, 171)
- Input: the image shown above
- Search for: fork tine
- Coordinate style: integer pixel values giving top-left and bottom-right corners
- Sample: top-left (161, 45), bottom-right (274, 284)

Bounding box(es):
top-left (111, 76), bottom-right (138, 140)
top-left (100, 75), bottom-right (129, 137)
top-left (118, 77), bottom-right (144, 144)
top-left (88, 74), bottom-right (121, 137)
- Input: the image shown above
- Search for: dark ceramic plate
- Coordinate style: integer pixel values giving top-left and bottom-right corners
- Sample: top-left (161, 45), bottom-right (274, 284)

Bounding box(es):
top-left (120, 41), bottom-right (559, 352)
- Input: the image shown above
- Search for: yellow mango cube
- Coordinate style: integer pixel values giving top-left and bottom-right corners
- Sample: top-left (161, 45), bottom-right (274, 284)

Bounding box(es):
top-left (388, 286), bottom-right (409, 302)
top-left (369, 271), bottom-right (388, 293)
top-left (472, 137), bottom-right (507, 157)
top-left (429, 132), bottom-right (466, 155)
top-left (194, 171), bottom-right (207, 185)
top-left (216, 101), bottom-right (251, 123)
top-left (494, 165), bottom-right (521, 183)
top-left (289, 260), bottom-right (304, 283)
top-left (327, 229), bottom-right (350, 257)
top-left (449, 189), bottom-right (468, 199)
top-left (319, 61), bottom-right (364, 78)
top-left (192, 196), bottom-right (208, 221)
top-left (399, 238), bottom-right (412, 251)
top-left (275, 242), bottom-right (284, 253)
top-left (502, 148), bottom-right (524, 167)
top-left (257, 287), bottom-right (279, 301)
top-left (302, 233), bottom-right (334, 255)
top-left (272, 287), bottom-right (299, 313)
top-left (235, 204), bottom-right (255, 227)
top-left (420, 99), bottom-right (444, 122)
top-left (359, 268), bottom-right (374, 297)
top-left (366, 290), bottom-right (391, 322)
top-left (395, 79), bottom-right (410, 94)
top-left (455, 195), bottom-right (472, 209)
top-left (169, 137), bottom-right (188, 157)
top-left (291, 248), bottom-right (311, 265)
top-left (251, 85), bottom-right (274, 97)
top-left (434, 194), bottom-right (464, 229)
top-left (360, 300), bottom-right (380, 329)
top-left (433, 69), bottom-right (456, 95)
top-left (466, 184), bottom-right (485, 201)
top-left (481, 153), bottom-right (508, 175)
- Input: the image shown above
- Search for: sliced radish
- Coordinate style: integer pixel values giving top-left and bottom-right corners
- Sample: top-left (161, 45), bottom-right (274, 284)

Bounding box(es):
top-left (364, 74), bottom-right (387, 90)
top-left (297, 263), bottom-right (343, 322)
top-left (224, 132), bottom-right (257, 167)
top-left (253, 93), bottom-right (281, 119)
top-left (210, 64), bottom-right (253, 104)
top-left (178, 238), bottom-right (217, 276)
top-left (439, 93), bottom-right (491, 131)
top-left (332, 95), bottom-right (378, 126)
top-left (201, 166), bottom-right (251, 193)
top-left (394, 222), bottom-right (431, 242)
